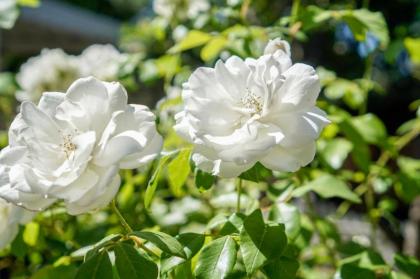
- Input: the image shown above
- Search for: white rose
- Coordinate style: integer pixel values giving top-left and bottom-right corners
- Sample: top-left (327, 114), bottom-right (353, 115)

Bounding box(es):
top-left (0, 198), bottom-right (33, 250)
top-left (0, 77), bottom-right (163, 215)
top-left (153, 0), bottom-right (209, 21)
top-left (174, 39), bottom-right (329, 178)
top-left (79, 44), bottom-right (126, 81)
top-left (264, 38), bottom-right (291, 57)
top-left (16, 49), bottom-right (80, 103)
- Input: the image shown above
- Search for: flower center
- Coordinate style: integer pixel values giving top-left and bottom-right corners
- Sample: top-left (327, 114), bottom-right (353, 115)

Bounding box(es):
top-left (241, 89), bottom-right (263, 116)
top-left (60, 134), bottom-right (76, 158)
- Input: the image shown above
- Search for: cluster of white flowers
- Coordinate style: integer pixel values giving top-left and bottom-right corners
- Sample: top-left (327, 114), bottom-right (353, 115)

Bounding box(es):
top-left (175, 38), bottom-right (329, 177)
top-left (0, 198), bottom-right (32, 250)
top-left (0, 77), bottom-right (162, 215)
top-left (16, 45), bottom-right (126, 103)
top-left (0, 37), bottom-right (328, 224)
top-left (153, 0), bottom-right (210, 21)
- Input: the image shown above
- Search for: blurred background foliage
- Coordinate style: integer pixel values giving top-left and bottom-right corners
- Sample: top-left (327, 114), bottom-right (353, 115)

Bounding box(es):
top-left (0, 0), bottom-right (420, 278)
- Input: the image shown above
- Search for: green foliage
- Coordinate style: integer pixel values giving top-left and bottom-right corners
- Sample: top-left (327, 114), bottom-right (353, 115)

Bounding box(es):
top-left (2, 0), bottom-right (420, 278)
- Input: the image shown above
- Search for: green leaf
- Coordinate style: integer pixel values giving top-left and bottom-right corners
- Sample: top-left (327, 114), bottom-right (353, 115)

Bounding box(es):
top-left (352, 9), bottom-right (389, 49)
top-left (269, 203), bottom-right (301, 240)
top-left (262, 256), bottom-right (299, 279)
top-left (195, 169), bottom-right (216, 191)
top-left (318, 138), bottom-right (353, 170)
top-left (23, 222), bottom-right (40, 247)
top-left (169, 30), bottom-right (212, 53)
top-left (168, 149), bottom-right (192, 197)
top-left (11, 228), bottom-right (27, 259)
top-left (338, 118), bottom-right (371, 172)
top-left (75, 251), bottom-right (113, 279)
top-left (17, 0), bottom-right (40, 7)
top-left (220, 213), bottom-right (245, 236)
top-left (195, 236), bottom-right (237, 279)
top-left (239, 162), bottom-right (272, 183)
top-left (395, 254), bottom-right (420, 277)
top-left (160, 233), bottom-right (205, 274)
top-left (201, 36), bottom-right (228, 62)
top-left (145, 155), bottom-right (171, 209)
top-left (132, 231), bottom-right (186, 258)
top-left (351, 114), bottom-right (387, 145)
top-left (240, 209), bottom-right (287, 275)
top-left (405, 37), bottom-right (420, 64)
top-left (340, 264), bottom-right (375, 279)
top-left (114, 243), bottom-right (158, 279)
top-left (33, 265), bottom-right (77, 279)
top-left (293, 174), bottom-right (361, 203)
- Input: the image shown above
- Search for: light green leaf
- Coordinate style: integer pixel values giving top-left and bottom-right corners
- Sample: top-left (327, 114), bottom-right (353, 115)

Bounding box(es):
top-left (114, 243), bottom-right (158, 279)
top-left (75, 251), bottom-right (113, 279)
top-left (352, 9), bottom-right (389, 49)
top-left (17, 0), bottom-right (40, 7)
top-left (404, 37), bottom-right (420, 64)
top-left (195, 236), bottom-right (237, 279)
top-left (339, 118), bottom-right (371, 172)
top-left (23, 222), bottom-right (39, 246)
top-left (240, 209), bottom-right (287, 275)
top-left (201, 36), bottom-right (228, 62)
top-left (169, 30), bottom-right (212, 53)
top-left (269, 203), bottom-right (301, 240)
top-left (293, 174), bottom-right (361, 203)
top-left (351, 114), bottom-right (387, 145)
top-left (33, 265), bottom-right (77, 279)
top-left (145, 155), bottom-right (171, 209)
top-left (319, 138), bottom-right (353, 170)
top-left (131, 231), bottom-right (186, 258)
top-left (168, 148), bottom-right (192, 197)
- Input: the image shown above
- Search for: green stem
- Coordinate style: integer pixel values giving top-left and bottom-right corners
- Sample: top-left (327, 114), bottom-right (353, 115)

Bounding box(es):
top-left (291, 0), bottom-right (301, 24)
top-left (236, 178), bottom-right (243, 213)
top-left (111, 200), bottom-right (133, 233)
top-left (305, 194), bottom-right (338, 268)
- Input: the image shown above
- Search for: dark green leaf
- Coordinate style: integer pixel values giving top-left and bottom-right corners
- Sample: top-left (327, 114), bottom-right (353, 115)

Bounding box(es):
top-left (160, 233), bottom-right (205, 274)
top-left (239, 162), bottom-right (272, 183)
top-left (195, 236), bottom-right (237, 279)
top-left (394, 254), bottom-right (420, 277)
top-left (220, 213), bottom-right (246, 236)
top-left (263, 256), bottom-right (299, 279)
top-left (240, 209), bottom-right (287, 275)
top-left (340, 264), bottom-right (375, 279)
top-left (114, 243), bottom-right (158, 279)
top-left (76, 251), bottom-right (113, 279)
top-left (132, 231), bottom-right (186, 258)
top-left (195, 169), bottom-right (216, 191)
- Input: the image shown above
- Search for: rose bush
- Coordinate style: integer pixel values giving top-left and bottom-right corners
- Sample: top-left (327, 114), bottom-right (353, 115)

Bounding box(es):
top-left (0, 0), bottom-right (419, 279)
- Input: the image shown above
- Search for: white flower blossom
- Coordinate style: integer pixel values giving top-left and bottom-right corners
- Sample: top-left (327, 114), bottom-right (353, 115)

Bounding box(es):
top-left (79, 44), bottom-right (126, 81)
top-left (175, 38), bottom-right (329, 178)
top-left (16, 49), bottom-right (80, 103)
top-left (0, 198), bottom-right (33, 250)
top-left (0, 77), bottom-right (163, 215)
top-left (153, 0), bottom-right (210, 21)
